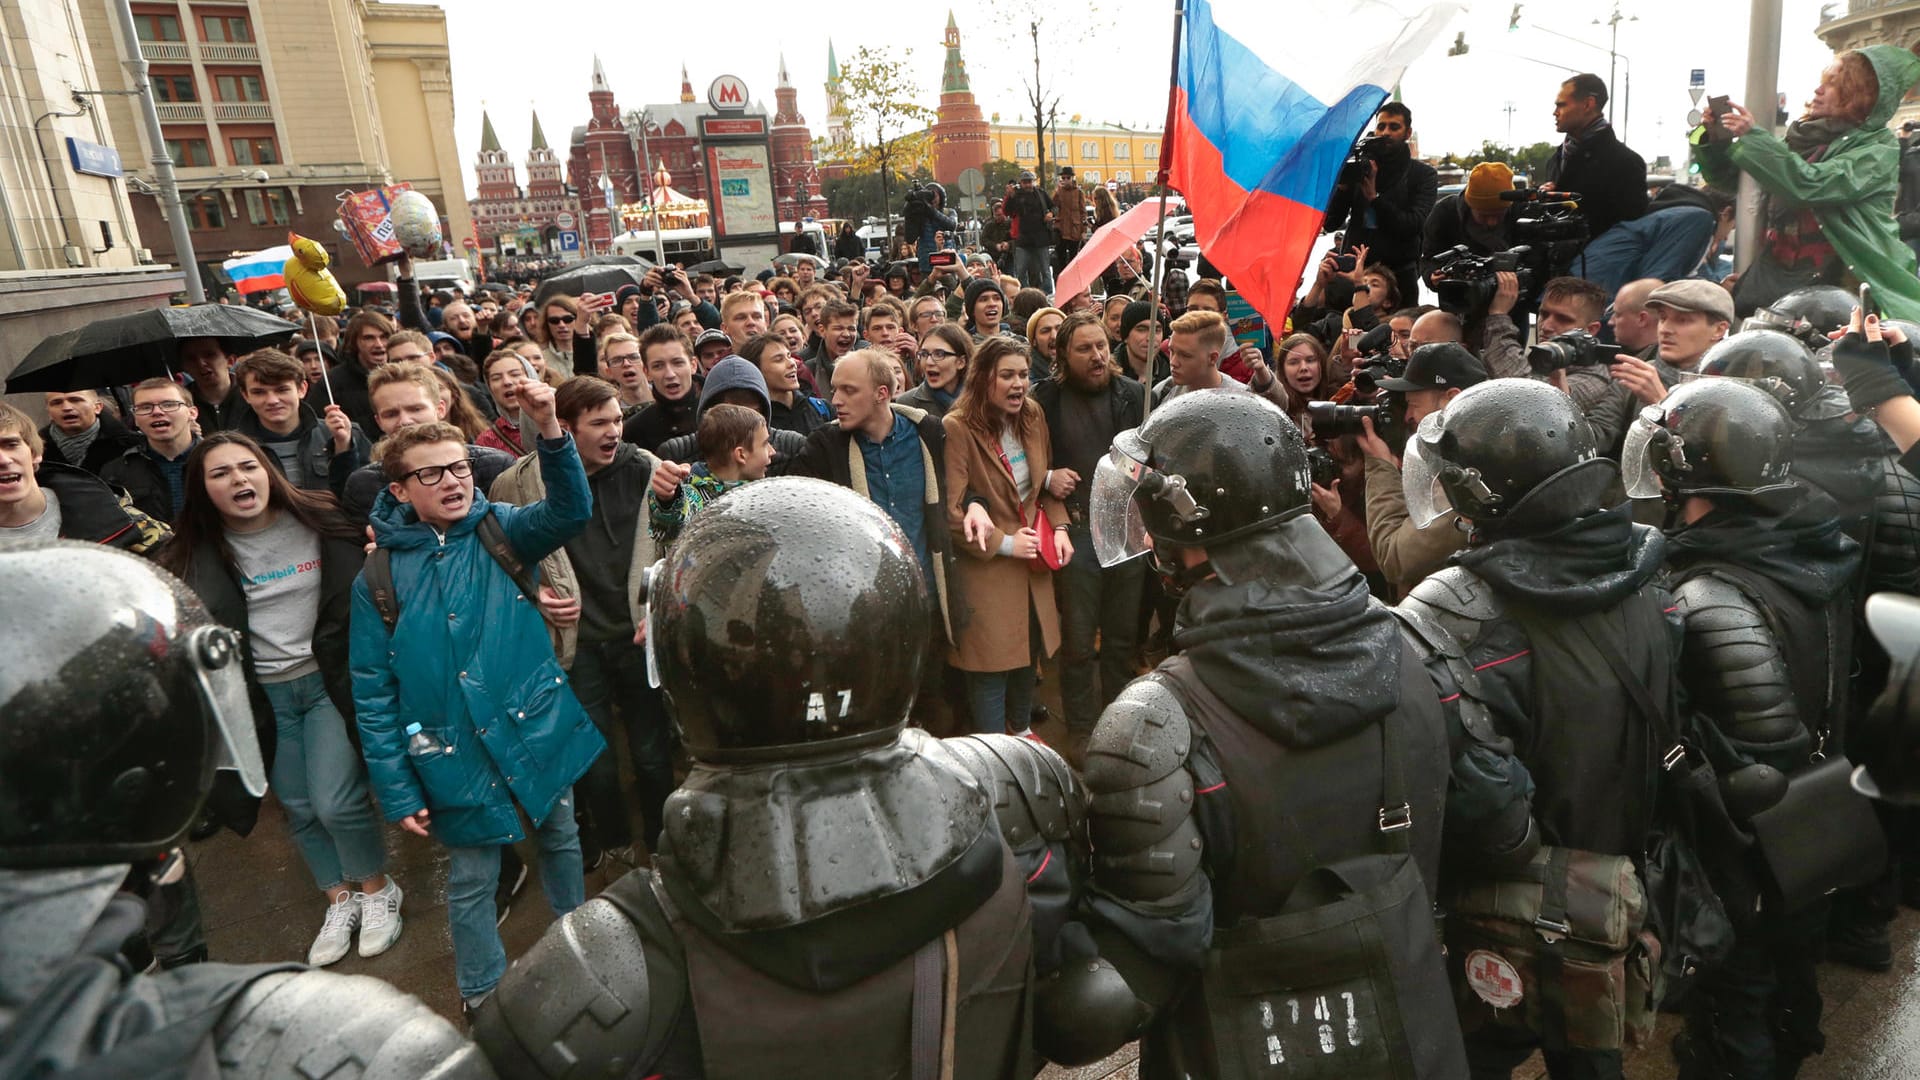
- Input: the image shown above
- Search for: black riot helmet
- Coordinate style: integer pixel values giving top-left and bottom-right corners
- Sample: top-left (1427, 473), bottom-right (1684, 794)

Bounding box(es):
top-left (646, 477), bottom-right (929, 763)
top-left (1401, 379), bottom-right (1612, 537)
top-left (1620, 378), bottom-right (1797, 503)
top-left (1853, 593), bottom-right (1920, 804)
top-left (1746, 285), bottom-right (1857, 349)
top-left (0, 543), bottom-right (264, 869)
top-left (1699, 330), bottom-right (1834, 418)
top-left (1089, 389), bottom-right (1310, 567)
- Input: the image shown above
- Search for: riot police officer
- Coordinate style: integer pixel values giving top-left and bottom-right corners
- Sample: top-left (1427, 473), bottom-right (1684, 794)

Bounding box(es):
top-left (1700, 328), bottom-right (1920, 968)
top-left (1075, 389), bottom-right (1470, 1078)
top-left (1398, 379), bottom-right (1677, 1076)
top-left (470, 477), bottom-right (1103, 1078)
top-left (0, 542), bottom-right (491, 1078)
top-left (1622, 379), bottom-right (1863, 1080)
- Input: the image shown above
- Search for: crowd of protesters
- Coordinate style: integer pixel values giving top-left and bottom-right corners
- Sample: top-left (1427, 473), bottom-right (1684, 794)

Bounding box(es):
top-left (18, 43), bottom-right (1920, 1078)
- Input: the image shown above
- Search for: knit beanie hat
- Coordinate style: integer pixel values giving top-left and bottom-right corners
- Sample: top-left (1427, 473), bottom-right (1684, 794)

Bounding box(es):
top-left (1464, 162), bottom-right (1514, 213)
top-left (964, 277), bottom-right (1005, 323)
top-left (1119, 299), bottom-right (1160, 341)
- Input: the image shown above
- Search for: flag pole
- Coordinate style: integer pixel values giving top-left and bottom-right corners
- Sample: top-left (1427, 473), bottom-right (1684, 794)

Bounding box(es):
top-left (310, 311), bottom-right (335, 406)
top-left (1143, 0), bottom-right (1186, 424)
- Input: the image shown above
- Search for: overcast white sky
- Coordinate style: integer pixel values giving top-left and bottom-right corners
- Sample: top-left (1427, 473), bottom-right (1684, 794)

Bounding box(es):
top-left (444, 0), bottom-right (1840, 199)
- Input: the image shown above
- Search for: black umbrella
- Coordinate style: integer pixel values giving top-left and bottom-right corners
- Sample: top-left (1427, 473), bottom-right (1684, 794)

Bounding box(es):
top-left (685, 258), bottom-right (745, 276)
top-left (533, 262), bottom-right (653, 306)
top-left (7, 304), bottom-right (301, 393)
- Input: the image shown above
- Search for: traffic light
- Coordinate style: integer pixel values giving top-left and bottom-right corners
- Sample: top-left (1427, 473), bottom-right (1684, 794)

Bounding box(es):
top-left (1509, 4), bottom-right (1523, 30)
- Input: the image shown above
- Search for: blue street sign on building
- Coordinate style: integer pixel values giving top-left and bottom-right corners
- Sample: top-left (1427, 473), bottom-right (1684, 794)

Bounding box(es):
top-left (1690, 69), bottom-right (1706, 88)
top-left (558, 230), bottom-right (581, 252)
top-left (66, 137), bottom-right (123, 179)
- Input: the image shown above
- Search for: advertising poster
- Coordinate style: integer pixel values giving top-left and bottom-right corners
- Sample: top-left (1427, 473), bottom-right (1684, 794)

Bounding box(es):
top-left (705, 144), bottom-right (776, 237)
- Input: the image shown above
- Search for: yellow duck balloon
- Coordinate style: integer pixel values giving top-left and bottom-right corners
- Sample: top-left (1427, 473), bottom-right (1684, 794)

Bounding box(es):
top-left (284, 232), bottom-right (347, 316)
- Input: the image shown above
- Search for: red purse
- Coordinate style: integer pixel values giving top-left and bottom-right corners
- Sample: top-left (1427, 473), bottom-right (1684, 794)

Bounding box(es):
top-left (995, 442), bottom-right (1066, 571)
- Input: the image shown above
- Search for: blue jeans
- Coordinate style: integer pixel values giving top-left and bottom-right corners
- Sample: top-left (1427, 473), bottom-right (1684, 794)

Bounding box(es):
top-left (261, 672), bottom-right (386, 890)
top-left (966, 667), bottom-right (1035, 735)
top-left (1573, 206), bottom-right (1719, 296)
top-left (1012, 244), bottom-right (1054, 293)
top-left (1058, 530), bottom-right (1146, 730)
top-left (444, 791), bottom-right (584, 1000)
top-left (569, 638), bottom-right (675, 852)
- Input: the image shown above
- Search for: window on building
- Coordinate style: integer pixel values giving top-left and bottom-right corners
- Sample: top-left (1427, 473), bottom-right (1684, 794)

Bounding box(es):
top-left (1113, 142), bottom-right (1130, 160)
top-left (1052, 140), bottom-right (1068, 159)
top-left (1085, 170), bottom-right (1100, 182)
top-left (187, 194), bottom-right (225, 229)
top-left (164, 137), bottom-right (213, 167)
top-left (133, 12), bottom-right (182, 41)
top-left (200, 15), bottom-right (254, 42)
top-left (1015, 139), bottom-right (1034, 158)
top-left (1082, 140), bottom-right (1098, 158)
top-left (229, 135), bottom-right (279, 165)
top-left (1116, 171), bottom-right (1132, 183)
top-left (213, 74), bottom-right (266, 102)
top-left (244, 189), bottom-right (291, 227)
top-left (152, 72), bottom-right (197, 102)
top-left (1144, 142), bottom-right (1158, 160)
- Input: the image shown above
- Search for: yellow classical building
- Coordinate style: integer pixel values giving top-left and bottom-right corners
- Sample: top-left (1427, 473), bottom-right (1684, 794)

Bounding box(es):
top-left (985, 116), bottom-right (1163, 187)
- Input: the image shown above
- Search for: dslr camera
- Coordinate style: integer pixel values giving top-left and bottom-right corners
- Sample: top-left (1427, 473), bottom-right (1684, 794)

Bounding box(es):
top-left (1308, 349), bottom-right (1410, 449)
top-left (1527, 329), bottom-right (1619, 376)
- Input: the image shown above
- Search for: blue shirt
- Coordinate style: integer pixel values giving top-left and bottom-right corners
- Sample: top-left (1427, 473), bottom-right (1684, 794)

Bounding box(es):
top-left (858, 413), bottom-right (931, 580)
top-left (145, 438), bottom-right (197, 518)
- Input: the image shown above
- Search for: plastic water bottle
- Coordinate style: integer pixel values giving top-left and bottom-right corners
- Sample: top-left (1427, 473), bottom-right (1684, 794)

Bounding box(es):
top-left (405, 722), bottom-right (446, 757)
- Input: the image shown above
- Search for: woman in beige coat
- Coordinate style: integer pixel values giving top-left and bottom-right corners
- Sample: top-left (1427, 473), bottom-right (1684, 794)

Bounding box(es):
top-left (943, 338), bottom-right (1071, 735)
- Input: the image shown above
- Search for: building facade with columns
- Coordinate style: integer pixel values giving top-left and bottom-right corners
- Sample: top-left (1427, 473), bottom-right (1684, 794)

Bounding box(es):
top-left (75, 0), bottom-right (470, 291)
top-left (1819, 2), bottom-right (1920, 130)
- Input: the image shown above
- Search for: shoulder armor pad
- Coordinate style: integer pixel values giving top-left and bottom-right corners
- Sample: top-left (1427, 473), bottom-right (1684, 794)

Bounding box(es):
top-left (1404, 565), bottom-right (1503, 624)
top-left (215, 970), bottom-right (495, 1079)
top-left (1083, 676), bottom-right (1191, 796)
top-left (471, 891), bottom-right (680, 1078)
top-left (935, 733), bottom-right (1088, 851)
top-left (1671, 572), bottom-right (1766, 629)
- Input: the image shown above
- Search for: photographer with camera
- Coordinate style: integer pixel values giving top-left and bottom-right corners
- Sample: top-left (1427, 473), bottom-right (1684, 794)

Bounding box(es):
top-left (1480, 275), bottom-right (1636, 454)
top-left (1421, 162), bottom-right (1521, 288)
top-left (1324, 104), bottom-right (1439, 307)
top-left (903, 181), bottom-right (959, 274)
top-left (1542, 75), bottom-right (1648, 247)
top-left (1350, 343), bottom-right (1487, 595)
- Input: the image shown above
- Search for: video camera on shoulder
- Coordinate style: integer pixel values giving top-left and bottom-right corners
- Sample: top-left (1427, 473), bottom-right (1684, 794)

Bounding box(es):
top-left (1526, 329), bottom-right (1619, 376)
top-left (1340, 135), bottom-right (1394, 187)
top-left (1429, 244), bottom-right (1538, 318)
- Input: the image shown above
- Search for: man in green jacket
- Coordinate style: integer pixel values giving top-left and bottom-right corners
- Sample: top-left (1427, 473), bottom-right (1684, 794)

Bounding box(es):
top-left (1701, 44), bottom-right (1920, 322)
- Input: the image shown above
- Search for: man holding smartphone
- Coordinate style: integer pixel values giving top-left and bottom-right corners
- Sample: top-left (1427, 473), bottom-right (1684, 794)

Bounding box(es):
top-left (1609, 279), bottom-right (1732, 407)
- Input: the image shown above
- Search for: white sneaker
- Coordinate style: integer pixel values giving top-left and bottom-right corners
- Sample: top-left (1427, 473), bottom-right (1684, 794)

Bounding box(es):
top-left (309, 895), bottom-right (359, 966)
top-left (355, 879), bottom-right (404, 958)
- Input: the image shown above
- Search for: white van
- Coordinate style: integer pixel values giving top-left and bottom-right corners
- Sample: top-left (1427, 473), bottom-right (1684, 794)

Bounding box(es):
top-left (412, 258), bottom-right (474, 295)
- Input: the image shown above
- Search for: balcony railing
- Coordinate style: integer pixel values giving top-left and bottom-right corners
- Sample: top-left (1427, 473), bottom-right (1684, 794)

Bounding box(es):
top-left (154, 103), bottom-right (205, 122)
top-left (213, 102), bottom-right (272, 121)
top-left (200, 43), bottom-right (260, 62)
top-left (140, 42), bottom-right (189, 61)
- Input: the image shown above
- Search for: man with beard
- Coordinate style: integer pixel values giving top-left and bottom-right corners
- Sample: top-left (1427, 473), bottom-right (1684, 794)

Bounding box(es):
top-left (1622, 378), bottom-right (1862, 1080)
top-left (1399, 379), bottom-right (1676, 1074)
top-left (1033, 312), bottom-right (1147, 759)
top-left (489, 377), bottom-right (671, 866)
top-left (1324, 103), bottom-right (1439, 306)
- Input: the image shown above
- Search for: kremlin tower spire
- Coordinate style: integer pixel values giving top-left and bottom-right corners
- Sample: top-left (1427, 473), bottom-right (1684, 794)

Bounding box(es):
top-left (930, 12), bottom-right (990, 184)
top-left (680, 63), bottom-right (695, 104)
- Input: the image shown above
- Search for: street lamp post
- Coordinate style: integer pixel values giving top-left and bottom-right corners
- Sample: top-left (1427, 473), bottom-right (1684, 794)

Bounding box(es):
top-left (110, 0), bottom-right (203, 301)
top-left (624, 108), bottom-right (666, 265)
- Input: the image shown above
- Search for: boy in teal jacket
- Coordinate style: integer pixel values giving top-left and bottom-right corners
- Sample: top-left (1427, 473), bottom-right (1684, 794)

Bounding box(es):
top-left (349, 376), bottom-right (601, 1010)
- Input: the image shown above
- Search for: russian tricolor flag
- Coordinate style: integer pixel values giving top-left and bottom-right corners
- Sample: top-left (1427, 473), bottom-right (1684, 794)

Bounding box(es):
top-left (221, 245), bottom-right (293, 295)
top-left (1169, 0), bottom-right (1464, 326)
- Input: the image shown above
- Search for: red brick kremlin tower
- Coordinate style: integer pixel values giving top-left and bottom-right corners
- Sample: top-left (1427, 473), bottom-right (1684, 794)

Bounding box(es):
top-left (771, 54), bottom-right (829, 220)
top-left (931, 11), bottom-right (990, 185)
top-left (579, 56), bottom-right (641, 250)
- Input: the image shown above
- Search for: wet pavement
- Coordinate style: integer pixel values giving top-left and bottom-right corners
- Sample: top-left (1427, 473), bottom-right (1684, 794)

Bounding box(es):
top-left (186, 665), bottom-right (1920, 1079)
